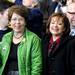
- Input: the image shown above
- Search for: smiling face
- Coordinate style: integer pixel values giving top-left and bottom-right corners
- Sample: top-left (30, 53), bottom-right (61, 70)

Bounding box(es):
top-left (50, 16), bottom-right (65, 37)
top-left (10, 13), bottom-right (26, 33)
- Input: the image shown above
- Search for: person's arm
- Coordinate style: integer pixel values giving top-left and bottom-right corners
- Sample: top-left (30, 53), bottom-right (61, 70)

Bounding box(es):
top-left (66, 39), bottom-right (75, 75)
top-left (0, 53), bottom-right (2, 68)
top-left (0, 42), bottom-right (2, 68)
top-left (31, 36), bottom-right (42, 75)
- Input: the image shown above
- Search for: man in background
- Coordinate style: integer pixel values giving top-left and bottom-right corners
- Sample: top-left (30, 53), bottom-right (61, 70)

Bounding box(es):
top-left (66, 3), bottom-right (75, 36)
top-left (0, 1), bottom-right (14, 41)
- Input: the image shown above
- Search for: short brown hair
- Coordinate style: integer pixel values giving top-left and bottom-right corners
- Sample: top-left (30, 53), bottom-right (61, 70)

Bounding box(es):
top-left (46, 12), bottom-right (70, 37)
top-left (8, 5), bottom-right (29, 23)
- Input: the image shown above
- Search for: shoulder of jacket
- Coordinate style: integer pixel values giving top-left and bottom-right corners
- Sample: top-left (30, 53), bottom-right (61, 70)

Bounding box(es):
top-left (3, 31), bottom-right (12, 37)
top-left (26, 29), bottom-right (41, 40)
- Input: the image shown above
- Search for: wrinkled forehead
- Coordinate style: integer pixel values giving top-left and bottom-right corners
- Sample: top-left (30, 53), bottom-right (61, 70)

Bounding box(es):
top-left (67, 3), bottom-right (75, 12)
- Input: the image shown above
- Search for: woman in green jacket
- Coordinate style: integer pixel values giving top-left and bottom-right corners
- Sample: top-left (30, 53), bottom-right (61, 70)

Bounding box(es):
top-left (0, 5), bottom-right (42, 75)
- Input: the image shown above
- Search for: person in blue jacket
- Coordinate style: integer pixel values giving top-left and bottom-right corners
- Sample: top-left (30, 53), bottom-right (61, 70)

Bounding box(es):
top-left (22, 0), bottom-right (43, 38)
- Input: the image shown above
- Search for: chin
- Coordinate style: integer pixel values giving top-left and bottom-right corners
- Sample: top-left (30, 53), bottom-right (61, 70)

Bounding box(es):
top-left (52, 33), bottom-right (61, 36)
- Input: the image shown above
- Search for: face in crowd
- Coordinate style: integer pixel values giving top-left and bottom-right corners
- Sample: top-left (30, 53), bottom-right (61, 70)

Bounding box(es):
top-left (50, 16), bottom-right (65, 37)
top-left (8, 5), bottom-right (29, 34)
top-left (47, 13), bottom-right (70, 37)
top-left (10, 13), bottom-right (26, 33)
top-left (66, 3), bottom-right (75, 28)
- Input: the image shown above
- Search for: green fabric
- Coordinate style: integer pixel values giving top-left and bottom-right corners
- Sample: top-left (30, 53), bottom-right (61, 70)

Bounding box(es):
top-left (0, 29), bottom-right (42, 75)
top-left (7, 0), bottom-right (15, 3)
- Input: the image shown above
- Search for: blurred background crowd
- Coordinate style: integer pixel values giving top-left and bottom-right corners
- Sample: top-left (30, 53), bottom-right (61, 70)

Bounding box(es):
top-left (0, 0), bottom-right (75, 38)
top-left (0, 0), bottom-right (71, 39)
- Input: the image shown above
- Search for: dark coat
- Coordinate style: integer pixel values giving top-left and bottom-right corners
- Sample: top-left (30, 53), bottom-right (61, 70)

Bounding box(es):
top-left (0, 28), bottom-right (12, 41)
top-left (42, 34), bottom-right (75, 75)
top-left (27, 8), bottom-right (43, 38)
top-left (48, 1), bottom-right (58, 15)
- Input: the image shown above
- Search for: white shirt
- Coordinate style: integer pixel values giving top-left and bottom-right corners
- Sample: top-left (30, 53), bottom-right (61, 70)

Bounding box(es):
top-left (70, 28), bottom-right (75, 36)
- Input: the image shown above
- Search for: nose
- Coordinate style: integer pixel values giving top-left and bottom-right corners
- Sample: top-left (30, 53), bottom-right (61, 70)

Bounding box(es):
top-left (16, 19), bottom-right (20, 24)
top-left (54, 23), bottom-right (58, 27)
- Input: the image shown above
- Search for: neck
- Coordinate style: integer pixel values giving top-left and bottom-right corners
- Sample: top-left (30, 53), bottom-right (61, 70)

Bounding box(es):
top-left (13, 32), bottom-right (24, 39)
top-left (52, 35), bottom-right (60, 41)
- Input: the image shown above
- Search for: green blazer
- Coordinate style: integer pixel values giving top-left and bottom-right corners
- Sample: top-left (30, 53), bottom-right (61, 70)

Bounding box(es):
top-left (0, 29), bottom-right (42, 75)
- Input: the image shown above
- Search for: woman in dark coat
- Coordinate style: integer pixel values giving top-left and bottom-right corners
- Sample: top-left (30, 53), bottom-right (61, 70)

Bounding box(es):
top-left (42, 12), bottom-right (75, 75)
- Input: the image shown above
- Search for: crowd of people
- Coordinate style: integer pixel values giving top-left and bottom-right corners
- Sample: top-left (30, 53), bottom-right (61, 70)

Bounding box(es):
top-left (0, 0), bottom-right (75, 75)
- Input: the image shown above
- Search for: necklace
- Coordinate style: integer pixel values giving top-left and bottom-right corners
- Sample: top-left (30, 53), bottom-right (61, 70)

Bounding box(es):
top-left (13, 34), bottom-right (23, 39)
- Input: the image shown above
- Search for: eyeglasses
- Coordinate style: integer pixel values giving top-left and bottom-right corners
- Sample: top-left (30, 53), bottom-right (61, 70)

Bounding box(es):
top-left (67, 12), bottom-right (75, 14)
